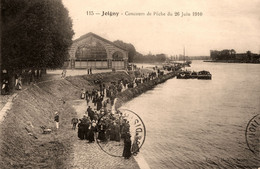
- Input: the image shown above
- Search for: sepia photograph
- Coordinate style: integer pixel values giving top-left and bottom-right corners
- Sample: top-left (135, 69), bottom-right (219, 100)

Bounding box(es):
top-left (0, 0), bottom-right (260, 168)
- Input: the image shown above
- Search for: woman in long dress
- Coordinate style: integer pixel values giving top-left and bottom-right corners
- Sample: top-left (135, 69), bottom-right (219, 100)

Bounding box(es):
top-left (88, 120), bottom-right (96, 143)
top-left (114, 123), bottom-right (121, 142)
top-left (85, 91), bottom-right (90, 105)
top-left (88, 125), bottom-right (95, 143)
top-left (77, 120), bottom-right (84, 140)
top-left (109, 122), bottom-right (116, 141)
top-left (97, 121), bottom-right (106, 142)
top-left (81, 89), bottom-right (85, 99)
top-left (122, 132), bottom-right (132, 159)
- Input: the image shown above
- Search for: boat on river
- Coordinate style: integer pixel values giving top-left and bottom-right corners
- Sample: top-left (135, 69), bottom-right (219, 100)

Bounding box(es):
top-left (190, 71), bottom-right (198, 79)
top-left (163, 62), bottom-right (182, 71)
top-left (162, 63), bottom-right (174, 71)
top-left (197, 70), bottom-right (212, 80)
top-left (176, 70), bottom-right (212, 80)
top-left (184, 60), bottom-right (192, 67)
top-left (176, 71), bottom-right (191, 79)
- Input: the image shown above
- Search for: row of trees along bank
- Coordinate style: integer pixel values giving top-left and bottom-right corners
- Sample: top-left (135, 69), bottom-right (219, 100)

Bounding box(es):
top-left (1, 0), bottom-right (74, 92)
top-left (112, 40), bottom-right (168, 63)
top-left (210, 49), bottom-right (260, 63)
top-left (113, 41), bottom-right (210, 63)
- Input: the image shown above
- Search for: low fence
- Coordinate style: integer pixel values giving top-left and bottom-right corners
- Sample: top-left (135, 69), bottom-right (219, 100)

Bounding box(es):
top-left (63, 60), bottom-right (126, 69)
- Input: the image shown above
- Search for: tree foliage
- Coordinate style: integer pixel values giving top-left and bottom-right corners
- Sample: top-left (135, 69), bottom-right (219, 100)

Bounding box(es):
top-left (133, 52), bottom-right (167, 63)
top-left (210, 49), bottom-right (260, 63)
top-left (210, 49), bottom-right (236, 60)
top-left (1, 0), bottom-right (74, 70)
top-left (113, 40), bottom-right (136, 62)
top-left (113, 40), bottom-right (168, 63)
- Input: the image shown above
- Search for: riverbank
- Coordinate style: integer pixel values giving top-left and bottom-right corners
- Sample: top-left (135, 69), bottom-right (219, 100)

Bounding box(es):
top-left (0, 71), bottom-right (132, 168)
top-left (0, 70), bottom-right (175, 168)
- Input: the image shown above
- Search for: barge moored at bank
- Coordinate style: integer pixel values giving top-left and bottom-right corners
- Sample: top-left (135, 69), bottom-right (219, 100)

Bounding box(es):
top-left (197, 70), bottom-right (212, 80)
top-left (176, 70), bottom-right (212, 80)
top-left (190, 71), bottom-right (198, 79)
top-left (176, 71), bottom-right (191, 79)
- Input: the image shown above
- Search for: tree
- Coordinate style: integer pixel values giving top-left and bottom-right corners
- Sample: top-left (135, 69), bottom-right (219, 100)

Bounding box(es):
top-left (155, 54), bottom-right (167, 62)
top-left (132, 52), bottom-right (167, 63)
top-left (113, 40), bottom-right (136, 62)
top-left (210, 50), bottom-right (218, 60)
top-left (1, 0), bottom-right (74, 71)
top-left (246, 51), bottom-right (252, 61)
top-left (220, 49), bottom-right (231, 60)
top-left (230, 49), bottom-right (236, 60)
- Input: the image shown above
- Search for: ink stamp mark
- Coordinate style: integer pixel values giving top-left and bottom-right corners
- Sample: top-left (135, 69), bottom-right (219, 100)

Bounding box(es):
top-left (96, 108), bottom-right (146, 157)
top-left (245, 114), bottom-right (260, 156)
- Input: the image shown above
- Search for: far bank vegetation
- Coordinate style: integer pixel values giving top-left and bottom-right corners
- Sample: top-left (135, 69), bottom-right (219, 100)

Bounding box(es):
top-left (210, 49), bottom-right (260, 63)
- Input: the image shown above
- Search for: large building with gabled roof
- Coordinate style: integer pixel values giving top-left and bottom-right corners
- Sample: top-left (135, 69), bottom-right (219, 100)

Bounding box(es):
top-left (64, 32), bottom-right (128, 69)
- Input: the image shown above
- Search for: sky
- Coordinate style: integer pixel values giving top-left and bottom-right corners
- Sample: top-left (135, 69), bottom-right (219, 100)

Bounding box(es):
top-left (62, 0), bottom-right (260, 56)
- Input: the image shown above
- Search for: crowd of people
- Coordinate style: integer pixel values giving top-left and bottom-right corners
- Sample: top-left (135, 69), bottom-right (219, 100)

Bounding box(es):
top-left (74, 106), bottom-right (141, 159)
top-left (73, 67), bottom-right (164, 155)
top-left (1, 69), bottom-right (44, 95)
top-left (1, 71), bottom-right (23, 95)
top-left (73, 75), bottom-right (157, 159)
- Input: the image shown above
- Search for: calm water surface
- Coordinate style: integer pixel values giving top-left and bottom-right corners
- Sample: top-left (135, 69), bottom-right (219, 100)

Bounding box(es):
top-left (123, 61), bottom-right (260, 169)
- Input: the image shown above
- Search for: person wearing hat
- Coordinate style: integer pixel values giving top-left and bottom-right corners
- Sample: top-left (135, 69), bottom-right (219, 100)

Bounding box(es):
top-left (97, 120), bottom-right (106, 142)
top-left (80, 89), bottom-right (85, 99)
top-left (88, 120), bottom-right (96, 143)
top-left (54, 112), bottom-right (59, 129)
top-left (77, 119), bottom-right (84, 140)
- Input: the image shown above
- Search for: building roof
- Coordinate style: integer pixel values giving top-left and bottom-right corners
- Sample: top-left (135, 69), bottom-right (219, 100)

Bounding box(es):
top-left (73, 32), bottom-right (127, 52)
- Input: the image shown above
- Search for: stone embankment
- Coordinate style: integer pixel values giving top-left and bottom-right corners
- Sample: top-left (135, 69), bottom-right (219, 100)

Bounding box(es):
top-left (115, 72), bottom-right (176, 109)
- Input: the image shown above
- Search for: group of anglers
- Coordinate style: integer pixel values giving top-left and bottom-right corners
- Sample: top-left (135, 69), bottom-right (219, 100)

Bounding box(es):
top-left (71, 108), bottom-right (141, 159)
top-left (74, 81), bottom-right (143, 159)
top-left (80, 80), bottom-right (127, 109)
top-left (81, 69), bottom-right (161, 104)
top-left (71, 68), bottom-right (165, 159)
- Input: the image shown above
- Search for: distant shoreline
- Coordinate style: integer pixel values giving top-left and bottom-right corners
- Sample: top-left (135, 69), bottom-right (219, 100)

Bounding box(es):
top-left (203, 60), bottom-right (260, 64)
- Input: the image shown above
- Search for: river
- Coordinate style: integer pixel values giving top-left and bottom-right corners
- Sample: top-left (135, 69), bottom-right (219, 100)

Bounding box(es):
top-left (122, 61), bottom-right (260, 169)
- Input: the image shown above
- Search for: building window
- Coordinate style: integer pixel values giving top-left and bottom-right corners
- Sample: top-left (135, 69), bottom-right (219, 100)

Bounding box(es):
top-left (75, 41), bottom-right (107, 60)
top-left (112, 51), bottom-right (124, 60)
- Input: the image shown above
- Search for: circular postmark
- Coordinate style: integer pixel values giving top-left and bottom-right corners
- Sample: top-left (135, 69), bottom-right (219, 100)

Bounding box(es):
top-left (245, 114), bottom-right (260, 155)
top-left (96, 108), bottom-right (146, 157)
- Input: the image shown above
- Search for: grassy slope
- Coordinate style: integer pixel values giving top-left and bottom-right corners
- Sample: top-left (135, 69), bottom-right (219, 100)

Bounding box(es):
top-left (0, 71), bottom-right (132, 169)
top-left (0, 71), bottom-right (175, 168)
